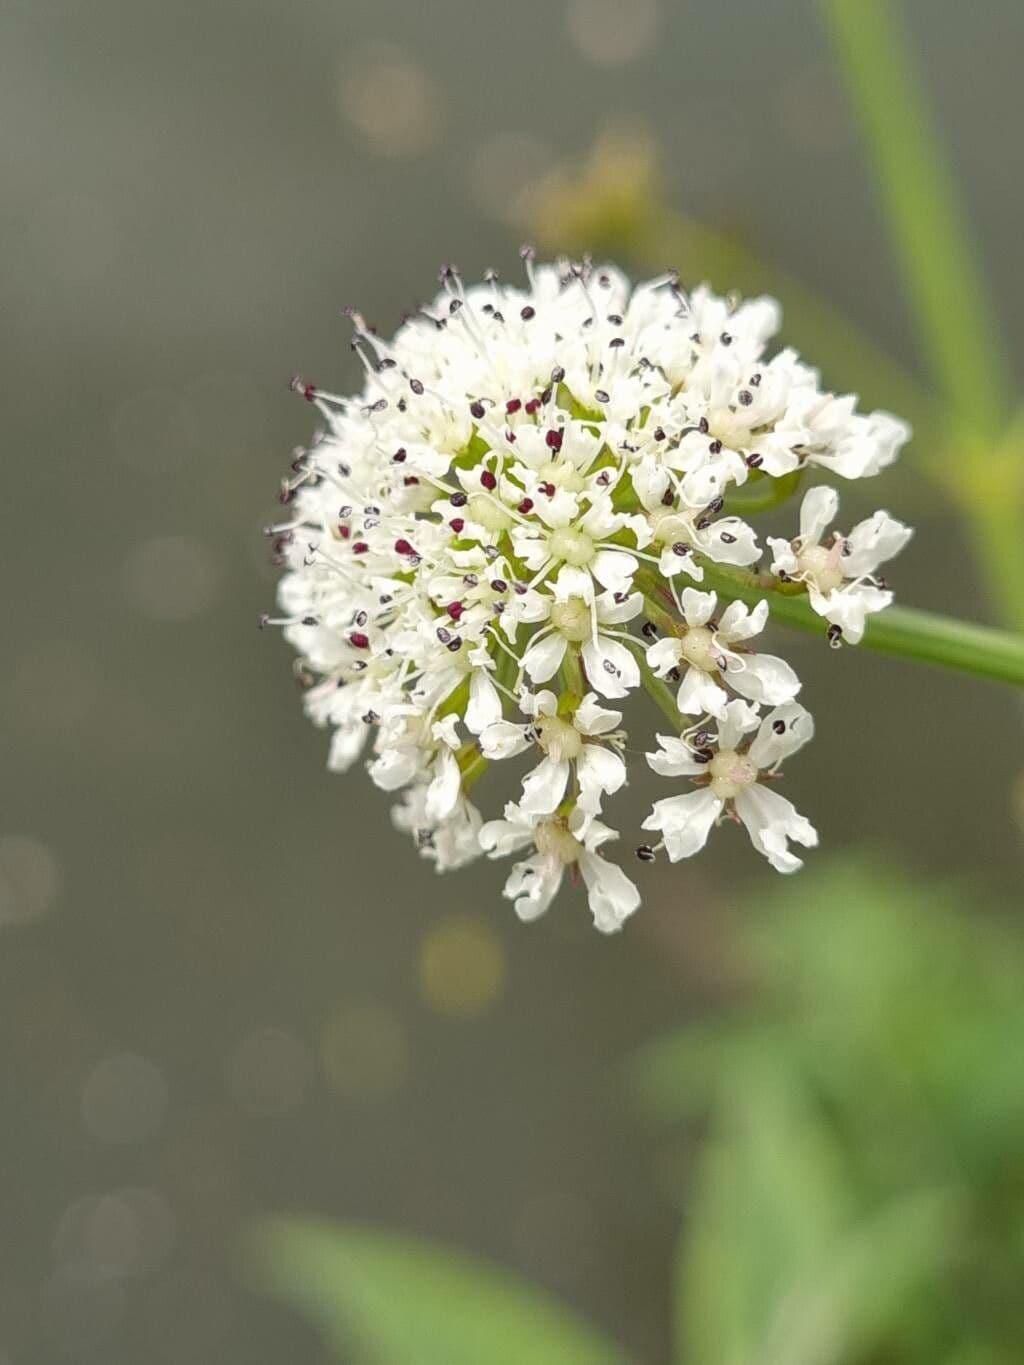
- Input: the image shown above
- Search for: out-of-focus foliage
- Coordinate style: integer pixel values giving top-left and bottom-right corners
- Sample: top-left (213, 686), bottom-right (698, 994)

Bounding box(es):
top-left (246, 1219), bottom-right (627, 1364)
top-left (630, 862), bottom-right (1024, 1365)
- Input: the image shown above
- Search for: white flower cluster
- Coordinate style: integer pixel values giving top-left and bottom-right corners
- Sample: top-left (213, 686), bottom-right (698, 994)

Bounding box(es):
top-left (265, 258), bottom-right (912, 932)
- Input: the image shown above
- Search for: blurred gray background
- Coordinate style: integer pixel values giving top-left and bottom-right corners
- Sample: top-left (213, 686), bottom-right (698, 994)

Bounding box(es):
top-left (2, 1), bottom-right (1022, 1361)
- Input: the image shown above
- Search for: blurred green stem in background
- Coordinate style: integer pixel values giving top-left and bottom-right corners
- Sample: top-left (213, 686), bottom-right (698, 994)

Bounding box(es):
top-left (823, 0), bottom-right (1024, 634)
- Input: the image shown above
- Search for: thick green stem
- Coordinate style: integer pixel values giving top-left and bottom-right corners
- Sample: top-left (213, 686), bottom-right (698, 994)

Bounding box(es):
top-left (694, 563), bottom-right (1024, 690)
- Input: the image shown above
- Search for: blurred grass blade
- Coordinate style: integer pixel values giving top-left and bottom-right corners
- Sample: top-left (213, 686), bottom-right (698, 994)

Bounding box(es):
top-left (246, 1218), bottom-right (627, 1365)
top-left (823, 0), bottom-right (1011, 440)
top-left (755, 1188), bottom-right (959, 1365)
top-left (674, 1072), bottom-right (851, 1365)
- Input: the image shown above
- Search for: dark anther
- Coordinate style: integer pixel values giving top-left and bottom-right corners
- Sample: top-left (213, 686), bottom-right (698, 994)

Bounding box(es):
top-left (738, 389), bottom-right (753, 406)
top-left (608, 337), bottom-right (625, 348)
top-left (450, 491), bottom-right (468, 507)
top-left (470, 401), bottom-right (485, 419)
top-left (594, 389), bottom-right (610, 403)
top-left (521, 305), bottom-right (536, 320)
top-left (545, 428), bottom-right (564, 452)
top-left (506, 398), bottom-right (522, 414)
top-left (693, 747), bottom-right (714, 764)
top-left (709, 439), bottom-right (723, 454)
top-left (449, 518), bottom-right (465, 533)
top-left (746, 453), bottom-right (763, 469)
top-left (446, 637), bottom-right (463, 653)
top-left (750, 372), bottom-right (762, 386)
top-left (654, 427), bottom-right (666, 441)
top-left (827, 624), bottom-right (844, 649)
top-left (551, 366), bottom-right (566, 383)
top-left (720, 532), bottom-right (737, 544)
top-left (480, 469), bottom-right (498, 490)
top-left (490, 579), bottom-right (508, 593)
top-left (392, 448), bottom-right (407, 462)
top-left (772, 719), bottom-right (786, 734)
top-left (409, 378), bottom-right (424, 394)
top-left (517, 497), bottom-right (534, 513)
top-left (607, 314), bottom-right (623, 325)
top-left (698, 417), bottom-right (709, 434)
top-left (720, 331), bottom-right (733, 345)
top-left (672, 542), bottom-right (690, 557)
top-left (635, 844), bottom-right (657, 863)
top-left (641, 620), bottom-right (658, 640)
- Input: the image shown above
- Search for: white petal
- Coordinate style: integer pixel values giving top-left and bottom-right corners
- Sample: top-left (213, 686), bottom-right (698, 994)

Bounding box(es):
top-left (734, 784), bottom-right (817, 874)
top-left (328, 723), bottom-right (368, 772)
top-left (466, 670), bottom-right (502, 734)
top-left (726, 652), bottom-right (801, 706)
top-left (767, 536), bottom-right (799, 577)
top-left (577, 851), bottom-right (641, 933)
top-left (479, 721), bottom-right (531, 760)
top-left (522, 631), bottom-right (567, 683)
top-left (677, 664), bottom-right (728, 718)
top-left (595, 590), bottom-right (643, 624)
top-left (479, 804), bottom-right (534, 857)
top-left (424, 748), bottom-right (461, 823)
top-left (646, 636), bottom-right (681, 677)
top-left (717, 597), bottom-right (768, 643)
top-left (842, 511), bottom-right (913, 577)
top-left (574, 693), bottom-right (622, 736)
top-left (519, 755), bottom-right (570, 815)
top-left (591, 548), bottom-right (638, 592)
top-left (680, 587), bottom-right (717, 626)
top-left (747, 703), bottom-right (815, 769)
top-left (582, 635), bottom-right (640, 699)
top-left (811, 583), bottom-right (892, 644)
top-left (715, 699), bottom-right (762, 752)
top-left (576, 744), bottom-right (627, 812)
top-left (799, 485), bottom-right (839, 544)
top-left (642, 789), bottom-right (723, 862)
top-left (506, 854), bottom-right (564, 921)
top-left (646, 733), bottom-right (705, 779)
top-left (368, 747), bottom-right (421, 792)
top-left (698, 517), bottom-right (761, 566)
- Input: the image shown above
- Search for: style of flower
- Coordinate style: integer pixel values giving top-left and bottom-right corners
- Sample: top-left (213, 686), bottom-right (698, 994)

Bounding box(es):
top-left (642, 701), bottom-right (818, 873)
top-left (768, 485), bottom-right (913, 644)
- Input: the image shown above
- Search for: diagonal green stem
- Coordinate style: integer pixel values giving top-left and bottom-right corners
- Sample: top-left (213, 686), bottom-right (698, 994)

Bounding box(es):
top-left (822, 0), bottom-right (1011, 443)
top-left (692, 563), bottom-right (1024, 689)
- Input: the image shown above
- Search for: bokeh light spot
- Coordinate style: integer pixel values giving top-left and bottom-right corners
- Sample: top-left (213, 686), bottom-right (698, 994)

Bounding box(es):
top-left (227, 1027), bottom-right (313, 1116)
top-left (418, 913), bottom-right (506, 1020)
top-left (121, 536), bottom-right (223, 622)
top-left (320, 1002), bottom-right (408, 1100)
top-left (80, 1052), bottom-right (169, 1145)
top-left (0, 835), bottom-right (61, 927)
top-left (337, 44), bottom-right (443, 157)
top-left (565, 0), bottom-right (659, 66)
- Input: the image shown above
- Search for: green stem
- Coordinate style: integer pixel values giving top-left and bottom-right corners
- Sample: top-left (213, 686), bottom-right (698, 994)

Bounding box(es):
top-left (822, 0), bottom-right (1011, 442)
top-left (640, 663), bottom-right (687, 731)
top-left (694, 563), bottom-right (1024, 689)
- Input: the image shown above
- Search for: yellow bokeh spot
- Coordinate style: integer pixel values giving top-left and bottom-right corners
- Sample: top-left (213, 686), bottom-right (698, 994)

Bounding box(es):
top-left (320, 1002), bottom-right (408, 1100)
top-left (419, 914), bottom-right (506, 1020)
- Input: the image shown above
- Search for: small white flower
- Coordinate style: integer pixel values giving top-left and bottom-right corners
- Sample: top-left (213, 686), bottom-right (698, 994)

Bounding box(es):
top-left (479, 802), bottom-right (640, 932)
top-left (479, 690), bottom-right (626, 815)
top-left (520, 566), bottom-right (643, 699)
top-left (646, 588), bottom-right (800, 717)
top-left (768, 485), bottom-right (913, 644)
top-left (643, 700), bottom-right (817, 873)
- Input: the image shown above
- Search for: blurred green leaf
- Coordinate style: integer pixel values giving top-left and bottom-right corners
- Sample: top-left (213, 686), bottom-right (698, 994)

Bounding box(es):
top-left (675, 1070), bottom-right (852, 1365)
top-left (632, 859), bottom-right (1024, 1364)
top-left (246, 1218), bottom-right (628, 1365)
